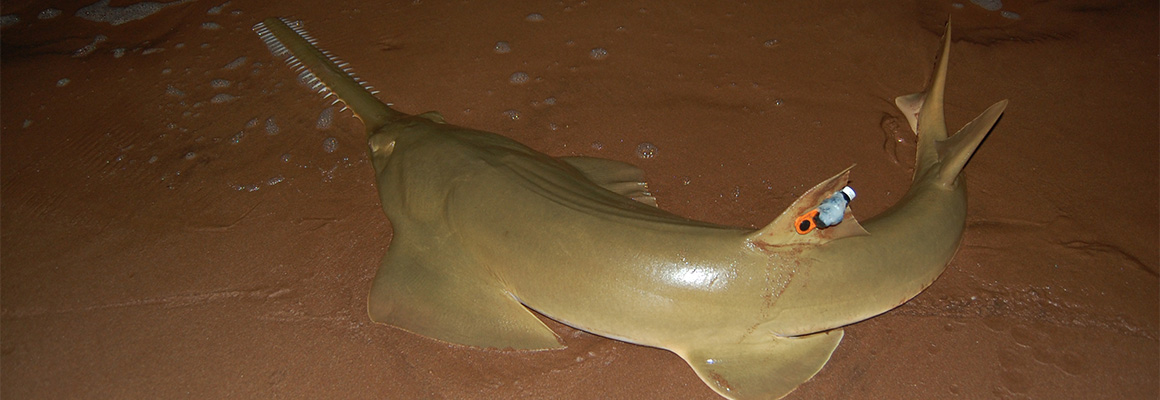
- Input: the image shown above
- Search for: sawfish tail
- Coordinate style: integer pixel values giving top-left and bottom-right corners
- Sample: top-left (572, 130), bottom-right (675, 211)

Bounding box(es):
top-left (894, 21), bottom-right (1008, 188)
top-left (253, 18), bottom-right (406, 132)
top-left (745, 21), bottom-right (1009, 339)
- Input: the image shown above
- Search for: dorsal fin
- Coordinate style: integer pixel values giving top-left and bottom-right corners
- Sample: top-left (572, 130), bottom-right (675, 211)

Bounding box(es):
top-left (896, 20), bottom-right (953, 178)
top-left (748, 166), bottom-right (868, 249)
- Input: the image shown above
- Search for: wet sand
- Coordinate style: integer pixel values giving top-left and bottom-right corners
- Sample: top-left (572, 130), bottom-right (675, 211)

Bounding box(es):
top-left (2, 1), bottom-right (1157, 399)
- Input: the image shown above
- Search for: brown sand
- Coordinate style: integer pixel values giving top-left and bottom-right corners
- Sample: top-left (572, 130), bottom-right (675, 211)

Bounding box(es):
top-left (2, 1), bottom-right (1157, 399)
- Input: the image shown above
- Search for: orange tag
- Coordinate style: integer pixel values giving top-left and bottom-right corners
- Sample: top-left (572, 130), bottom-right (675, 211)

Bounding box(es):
top-left (794, 209), bottom-right (819, 234)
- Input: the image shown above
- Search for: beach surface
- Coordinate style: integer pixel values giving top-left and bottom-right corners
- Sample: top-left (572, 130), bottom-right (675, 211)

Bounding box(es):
top-left (2, 1), bottom-right (1157, 398)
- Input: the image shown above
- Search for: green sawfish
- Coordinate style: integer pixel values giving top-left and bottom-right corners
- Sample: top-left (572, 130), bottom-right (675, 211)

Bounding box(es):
top-left (254, 18), bottom-right (1006, 400)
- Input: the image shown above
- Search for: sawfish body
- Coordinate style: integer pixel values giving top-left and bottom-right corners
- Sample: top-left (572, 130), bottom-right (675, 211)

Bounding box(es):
top-left (255, 18), bottom-right (1006, 400)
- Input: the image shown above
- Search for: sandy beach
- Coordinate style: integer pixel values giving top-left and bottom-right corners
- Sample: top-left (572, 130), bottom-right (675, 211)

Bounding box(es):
top-left (2, 1), bottom-right (1157, 398)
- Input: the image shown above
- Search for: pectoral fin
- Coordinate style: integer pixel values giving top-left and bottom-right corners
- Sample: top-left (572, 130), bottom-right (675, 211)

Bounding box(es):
top-left (679, 329), bottom-right (844, 400)
top-left (367, 232), bottom-right (563, 350)
top-left (559, 156), bottom-right (658, 207)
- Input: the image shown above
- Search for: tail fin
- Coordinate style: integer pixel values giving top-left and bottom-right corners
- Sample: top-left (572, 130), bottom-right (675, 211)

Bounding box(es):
top-left (935, 99), bottom-right (1007, 186)
top-left (894, 21), bottom-right (1008, 188)
top-left (253, 18), bottom-right (405, 131)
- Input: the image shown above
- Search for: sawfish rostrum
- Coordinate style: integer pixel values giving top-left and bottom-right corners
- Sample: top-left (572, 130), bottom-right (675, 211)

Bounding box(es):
top-left (254, 18), bottom-right (1006, 400)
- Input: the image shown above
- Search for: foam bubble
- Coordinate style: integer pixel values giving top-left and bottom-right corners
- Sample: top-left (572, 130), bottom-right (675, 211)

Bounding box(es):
top-left (73, 35), bottom-right (108, 58)
top-left (166, 85), bottom-right (185, 97)
top-left (56, 78), bottom-right (71, 87)
top-left (1000, 10), bottom-right (1020, 19)
top-left (763, 39), bottom-right (780, 48)
top-left (970, 0), bottom-right (1002, 11)
top-left (211, 79), bottom-right (231, 88)
top-left (75, 0), bottom-right (183, 26)
top-left (509, 71), bottom-right (530, 84)
top-left (229, 131), bottom-right (244, 144)
top-left (223, 56), bottom-right (246, 69)
top-left (210, 93), bottom-right (236, 103)
top-left (635, 142), bottom-right (657, 159)
top-left (38, 8), bottom-right (62, 19)
top-left (322, 137), bottom-right (338, 153)
top-left (0, 15), bottom-right (19, 27)
top-left (265, 117), bottom-right (279, 135)
top-left (316, 108), bottom-right (334, 129)
top-left (525, 13), bottom-right (544, 22)
top-left (207, 2), bottom-right (229, 15)
top-left (494, 41), bottom-right (511, 54)
top-left (503, 109), bottom-right (522, 120)
top-left (589, 47), bottom-right (609, 60)
top-left (266, 175), bottom-right (285, 186)
top-left (201, 22), bottom-right (221, 30)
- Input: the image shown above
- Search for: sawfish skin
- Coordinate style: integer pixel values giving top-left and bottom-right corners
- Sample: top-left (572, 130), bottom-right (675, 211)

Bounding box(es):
top-left (254, 18), bottom-right (1006, 400)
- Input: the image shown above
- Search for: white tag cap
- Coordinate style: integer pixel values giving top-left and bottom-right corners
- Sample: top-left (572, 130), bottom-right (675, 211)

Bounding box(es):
top-left (840, 186), bottom-right (856, 201)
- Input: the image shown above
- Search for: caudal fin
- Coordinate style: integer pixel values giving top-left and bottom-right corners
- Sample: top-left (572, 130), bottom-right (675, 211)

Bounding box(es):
top-left (934, 99), bottom-right (1007, 186)
top-left (253, 18), bottom-right (405, 131)
top-left (895, 21), bottom-right (1008, 187)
